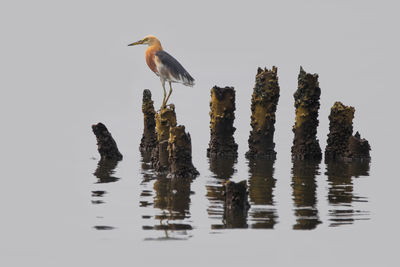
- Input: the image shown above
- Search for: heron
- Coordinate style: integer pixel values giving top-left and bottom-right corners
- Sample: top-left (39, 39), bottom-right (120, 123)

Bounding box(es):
top-left (128, 35), bottom-right (195, 109)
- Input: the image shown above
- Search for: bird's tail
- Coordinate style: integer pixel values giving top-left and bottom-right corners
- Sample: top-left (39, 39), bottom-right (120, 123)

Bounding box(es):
top-left (182, 72), bottom-right (195, 87)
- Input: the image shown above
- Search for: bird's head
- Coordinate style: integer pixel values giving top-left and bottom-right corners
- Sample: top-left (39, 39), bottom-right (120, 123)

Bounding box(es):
top-left (128, 35), bottom-right (161, 47)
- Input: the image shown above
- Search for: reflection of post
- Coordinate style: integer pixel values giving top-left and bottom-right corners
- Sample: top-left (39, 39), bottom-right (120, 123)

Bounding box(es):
top-left (206, 157), bottom-right (236, 229)
top-left (209, 157), bottom-right (236, 180)
top-left (248, 159), bottom-right (278, 229)
top-left (291, 67), bottom-right (322, 160)
top-left (152, 176), bottom-right (193, 232)
top-left (326, 160), bottom-right (370, 227)
top-left (223, 180), bottom-right (250, 229)
top-left (291, 160), bottom-right (321, 230)
top-left (207, 86), bottom-right (238, 158)
top-left (246, 67), bottom-right (280, 159)
top-left (93, 159), bottom-right (120, 183)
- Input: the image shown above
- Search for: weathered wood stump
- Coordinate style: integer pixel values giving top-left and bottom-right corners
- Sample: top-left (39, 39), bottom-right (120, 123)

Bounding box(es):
top-left (139, 89), bottom-right (157, 152)
top-left (325, 101), bottom-right (355, 160)
top-left (92, 122), bottom-right (123, 161)
top-left (207, 86), bottom-right (238, 158)
top-left (223, 180), bottom-right (250, 228)
top-left (325, 102), bottom-right (371, 161)
top-left (246, 67), bottom-right (280, 159)
top-left (291, 67), bottom-right (322, 160)
top-left (345, 132), bottom-right (371, 160)
top-left (151, 105), bottom-right (177, 172)
top-left (167, 125), bottom-right (199, 178)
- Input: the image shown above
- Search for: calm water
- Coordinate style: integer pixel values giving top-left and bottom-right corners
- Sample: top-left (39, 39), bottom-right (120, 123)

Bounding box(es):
top-left (1, 1), bottom-right (399, 266)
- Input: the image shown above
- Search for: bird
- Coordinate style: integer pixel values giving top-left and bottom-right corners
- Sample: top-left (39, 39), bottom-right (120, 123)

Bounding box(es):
top-left (128, 35), bottom-right (195, 109)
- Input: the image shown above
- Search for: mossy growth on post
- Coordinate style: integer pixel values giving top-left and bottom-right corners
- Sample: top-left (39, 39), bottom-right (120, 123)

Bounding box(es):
top-left (325, 101), bottom-right (355, 160)
top-left (207, 86), bottom-right (238, 158)
top-left (92, 122), bottom-right (123, 161)
top-left (246, 66), bottom-right (280, 159)
top-left (291, 67), bottom-right (322, 160)
top-left (167, 125), bottom-right (199, 178)
top-left (139, 89), bottom-right (157, 152)
top-left (151, 105), bottom-right (177, 172)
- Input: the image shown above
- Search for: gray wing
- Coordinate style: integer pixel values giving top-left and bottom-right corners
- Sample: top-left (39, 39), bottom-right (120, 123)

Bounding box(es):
top-left (155, 50), bottom-right (195, 86)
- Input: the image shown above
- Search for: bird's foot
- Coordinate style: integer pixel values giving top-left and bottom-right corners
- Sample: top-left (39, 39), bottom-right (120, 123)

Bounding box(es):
top-left (157, 103), bottom-right (175, 113)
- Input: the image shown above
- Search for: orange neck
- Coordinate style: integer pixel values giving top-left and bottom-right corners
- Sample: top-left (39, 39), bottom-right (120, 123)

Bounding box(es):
top-left (145, 41), bottom-right (163, 74)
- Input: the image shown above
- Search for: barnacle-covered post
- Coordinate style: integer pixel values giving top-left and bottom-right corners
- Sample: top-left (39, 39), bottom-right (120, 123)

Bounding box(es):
top-left (325, 102), bottom-right (355, 160)
top-left (246, 67), bottom-right (280, 159)
top-left (167, 125), bottom-right (199, 178)
top-left (139, 89), bottom-right (157, 153)
top-left (346, 132), bottom-right (371, 160)
top-left (151, 105), bottom-right (177, 172)
top-left (291, 67), bottom-right (322, 160)
top-left (207, 86), bottom-right (238, 158)
top-left (325, 102), bottom-right (371, 161)
top-left (92, 122), bottom-right (123, 161)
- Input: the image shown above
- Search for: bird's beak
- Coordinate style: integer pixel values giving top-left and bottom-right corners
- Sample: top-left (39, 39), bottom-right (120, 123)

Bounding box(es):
top-left (128, 40), bottom-right (144, 46)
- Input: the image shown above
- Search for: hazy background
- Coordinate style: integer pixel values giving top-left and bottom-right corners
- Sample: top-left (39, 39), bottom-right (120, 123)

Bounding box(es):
top-left (0, 0), bottom-right (399, 266)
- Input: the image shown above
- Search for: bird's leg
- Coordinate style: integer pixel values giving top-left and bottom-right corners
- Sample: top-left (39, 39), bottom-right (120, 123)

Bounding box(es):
top-left (161, 79), bottom-right (167, 109)
top-left (165, 82), bottom-right (173, 106)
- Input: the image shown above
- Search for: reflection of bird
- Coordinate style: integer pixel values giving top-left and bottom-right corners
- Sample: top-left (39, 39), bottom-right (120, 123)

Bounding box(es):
top-left (128, 35), bottom-right (195, 108)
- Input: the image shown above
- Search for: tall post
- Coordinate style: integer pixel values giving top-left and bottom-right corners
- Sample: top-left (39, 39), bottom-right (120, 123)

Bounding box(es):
top-left (246, 67), bottom-right (280, 159)
top-left (151, 105), bottom-right (177, 172)
top-left (291, 67), bottom-right (322, 160)
top-left (207, 86), bottom-right (238, 158)
top-left (139, 89), bottom-right (157, 152)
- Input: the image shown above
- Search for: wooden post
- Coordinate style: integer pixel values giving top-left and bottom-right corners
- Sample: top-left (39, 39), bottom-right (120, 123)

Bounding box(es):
top-left (246, 67), bottom-right (280, 159)
top-left (325, 102), bottom-right (371, 161)
top-left (291, 67), bottom-right (322, 160)
top-left (325, 101), bottom-right (355, 160)
top-left (167, 125), bottom-right (199, 178)
top-left (92, 122), bottom-right (123, 161)
top-left (207, 86), bottom-right (238, 158)
top-left (151, 105), bottom-right (177, 172)
top-left (139, 89), bottom-right (157, 152)
top-left (346, 132), bottom-right (371, 160)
